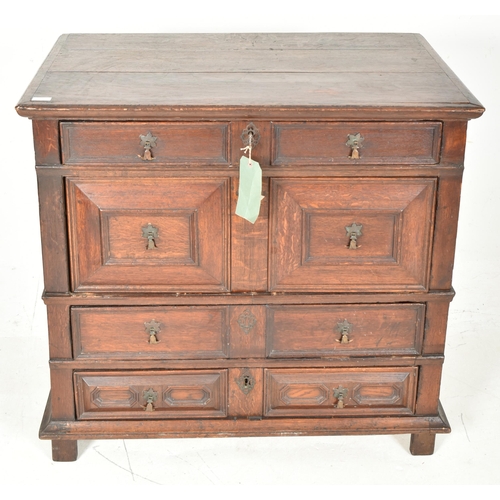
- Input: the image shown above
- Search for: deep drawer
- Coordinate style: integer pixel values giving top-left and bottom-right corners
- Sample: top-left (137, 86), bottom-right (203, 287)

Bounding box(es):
top-left (266, 303), bottom-right (425, 358)
top-left (269, 177), bottom-right (436, 292)
top-left (264, 367), bottom-right (417, 417)
top-left (61, 122), bottom-right (230, 165)
top-left (272, 121), bottom-right (442, 165)
top-left (66, 177), bottom-right (229, 292)
top-left (72, 306), bottom-right (230, 359)
top-left (74, 370), bottom-right (228, 419)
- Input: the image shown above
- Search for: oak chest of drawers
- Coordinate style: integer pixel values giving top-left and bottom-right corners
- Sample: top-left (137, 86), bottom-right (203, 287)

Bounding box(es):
top-left (16, 33), bottom-right (484, 461)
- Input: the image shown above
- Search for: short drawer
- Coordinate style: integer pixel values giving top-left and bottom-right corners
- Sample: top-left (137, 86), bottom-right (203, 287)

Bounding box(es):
top-left (72, 306), bottom-right (229, 359)
top-left (266, 304), bottom-right (425, 358)
top-left (74, 370), bottom-right (228, 419)
top-left (66, 177), bottom-right (229, 292)
top-left (61, 122), bottom-right (230, 165)
top-left (272, 121), bottom-right (442, 165)
top-left (264, 367), bottom-right (417, 417)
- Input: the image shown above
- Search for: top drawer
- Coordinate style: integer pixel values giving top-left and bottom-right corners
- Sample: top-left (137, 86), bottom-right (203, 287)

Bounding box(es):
top-left (272, 122), bottom-right (442, 166)
top-left (60, 122), bottom-right (230, 166)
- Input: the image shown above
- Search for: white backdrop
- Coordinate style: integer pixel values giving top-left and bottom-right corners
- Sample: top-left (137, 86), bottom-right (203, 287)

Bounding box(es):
top-left (1, 0), bottom-right (499, 487)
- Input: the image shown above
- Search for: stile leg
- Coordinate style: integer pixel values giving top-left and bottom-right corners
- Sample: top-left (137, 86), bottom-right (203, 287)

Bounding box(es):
top-left (410, 433), bottom-right (436, 455)
top-left (52, 440), bottom-right (78, 462)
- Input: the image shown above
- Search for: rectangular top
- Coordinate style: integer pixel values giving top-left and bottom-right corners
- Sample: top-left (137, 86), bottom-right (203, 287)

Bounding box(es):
top-left (16, 33), bottom-right (484, 120)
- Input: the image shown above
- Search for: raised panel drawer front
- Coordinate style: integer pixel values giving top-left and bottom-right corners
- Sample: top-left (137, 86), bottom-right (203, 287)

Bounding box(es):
top-left (72, 306), bottom-right (229, 359)
top-left (264, 367), bottom-right (417, 417)
top-left (61, 122), bottom-right (230, 165)
top-left (272, 122), bottom-right (442, 165)
top-left (267, 304), bottom-right (425, 358)
top-left (270, 178), bottom-right (436, 292)
top-left (66, 177), bottom-right (229, 292)
top-left (74, 370), bottom-right (228, 419)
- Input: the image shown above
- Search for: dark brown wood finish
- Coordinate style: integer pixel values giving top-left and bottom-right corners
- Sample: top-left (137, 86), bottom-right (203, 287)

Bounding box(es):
top-left (269, 178), bottom-right (436, 291)
top-left (264, 367), bottom-right (418, 417)
top-left (66, 177), bottom-right (230, 292)
top-left (17, 33), bottom-right (483, 460)
top-left (230, 177), bottom-right (270, 291)
top-left (74, 370), bottom-right (228, 419)
top-left (229, 306), bottom-right (266, 358)
top-left (50, 440), bottom-right (78, 462)
top-left (61, 122), bottom-right (231, 166)
top-left (36, 171), bottom-right (70, 292)
top-left (228, 367), bottom-right (264, 417)
top-left (410, 432), bottom-right (437, 456)
top-left (40, 393), bottom-right (451, 440)
top-left (33, 120), bottom-right (61, 165)
top-left (266, 304), bottom-right (425, 358)
top-left (272, 122), bottom-right (442, 166)
top-left (72, 306), bottom-right (230, 359)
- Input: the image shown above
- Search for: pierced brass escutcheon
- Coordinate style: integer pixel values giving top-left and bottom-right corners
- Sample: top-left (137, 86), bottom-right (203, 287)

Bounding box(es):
top-left (346, 133), bottom-right (364, 159)
top-left (237, 309), bottom-right (257, 335)
top-left (143, 388), bottom-right (158, 412)
top-left (336, 319), bottom-right (353, 344)
top-left (139, 131), bottom-right (157, 161)
top-left (142, 223), bottom-right (159, 250)
top-left (333, 386), bottom-right (348, 409)
top-left (241, 122), bottom-right (260, 147)
top-left (144, 319), bottom-right (161, 344)
top-left (236, 372), bottom-right (255, 395)
top-left (345, 222), bottom-right (363, 249)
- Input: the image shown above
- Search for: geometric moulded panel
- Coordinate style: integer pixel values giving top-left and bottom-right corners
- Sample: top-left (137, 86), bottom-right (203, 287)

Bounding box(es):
top-left (269, 178), bottom-right (436, 292)
top-left (264, 367), bottom-right (417, 417)
top-left (74, 370), bottom-right (227, 419)
top-left (66, 177), bottom-right (229, 292)
top-left (89, 387), bottom-right (139, 408)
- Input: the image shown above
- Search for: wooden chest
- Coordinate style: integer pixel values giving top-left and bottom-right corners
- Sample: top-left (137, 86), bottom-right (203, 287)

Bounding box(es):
top-left (16, 33), bottom-right (484, 461)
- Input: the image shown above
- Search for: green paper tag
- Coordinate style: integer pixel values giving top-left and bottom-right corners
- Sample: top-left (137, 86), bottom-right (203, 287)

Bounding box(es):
top-left (235, 156), bottom-right (263, 224)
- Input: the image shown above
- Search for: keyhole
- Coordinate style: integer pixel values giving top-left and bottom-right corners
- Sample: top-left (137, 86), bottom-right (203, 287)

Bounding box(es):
top-left (236, 373), bottom-right (255, 394)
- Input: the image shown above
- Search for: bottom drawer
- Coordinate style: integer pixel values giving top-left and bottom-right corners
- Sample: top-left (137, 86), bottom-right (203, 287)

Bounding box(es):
top-left (74, 370), bottom-right (227, 419)
top-left (264, 367), bottom-right (417, 417)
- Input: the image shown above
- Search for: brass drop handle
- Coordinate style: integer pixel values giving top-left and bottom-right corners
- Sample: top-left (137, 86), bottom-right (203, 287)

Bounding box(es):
top-left (346, 133), bottom-right (364, 159)
top-left (144, 320), bottom-right (161, 344)
top-left (138, 131), bottom-right (157, 161)
top-left (143, 388), bottom-right (158, 412)
top-left (142, 223), bottom-right (158, 250)
top-left (345, 222), bottom-right (362, 249)
top-left (336, 320), bottom-right (353, 344)
top-left (333, 386), bottom-right (348, 409)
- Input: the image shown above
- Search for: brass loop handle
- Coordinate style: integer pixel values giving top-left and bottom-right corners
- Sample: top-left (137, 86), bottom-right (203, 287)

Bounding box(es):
top-left (142, 223), bottom-right (158, 250)
top-left (138, 131), bottom-right (157, 161)
top-left (144, 320), bottom-right (161, 344)
top-left (346, 133), bottom-right (364, 159)
top-left (345, 222), bottom-right (362, 250)
top-left (143, 388), bottom-right (158, 412)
